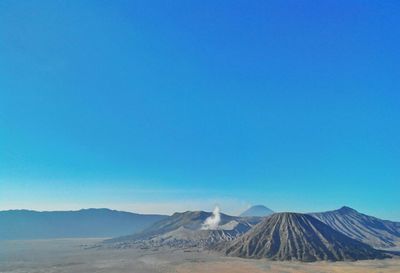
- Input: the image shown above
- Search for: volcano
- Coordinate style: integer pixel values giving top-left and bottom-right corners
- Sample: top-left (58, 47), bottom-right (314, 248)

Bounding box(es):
top-left (240, 205), bottom-right (274, 217)
top-left (105, 210), bottom-right (261, 249)
top-left (222, 213), bottom-right (387, 261)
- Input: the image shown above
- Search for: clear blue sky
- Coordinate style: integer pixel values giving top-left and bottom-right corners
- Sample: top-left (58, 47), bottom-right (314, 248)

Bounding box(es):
top-left (1, 1), bottom-right (399, 220)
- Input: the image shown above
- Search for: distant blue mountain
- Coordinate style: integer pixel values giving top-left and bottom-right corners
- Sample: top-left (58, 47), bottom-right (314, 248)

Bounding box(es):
top-left (0, 208), bottom-right (167, 240)
top-left (239, 205), bottom-right (274, 217)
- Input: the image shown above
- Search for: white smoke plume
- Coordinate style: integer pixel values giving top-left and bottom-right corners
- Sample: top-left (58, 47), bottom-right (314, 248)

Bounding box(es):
top-left (201, 206), bottom-right (221, 230)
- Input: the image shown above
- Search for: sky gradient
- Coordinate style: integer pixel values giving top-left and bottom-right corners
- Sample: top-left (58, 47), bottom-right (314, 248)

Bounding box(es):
top-left (1, 1), bottom-right (399, 220)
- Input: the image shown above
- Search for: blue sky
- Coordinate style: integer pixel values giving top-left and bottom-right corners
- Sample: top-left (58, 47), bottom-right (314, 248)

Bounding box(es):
top-left (1, 1), bottom-right (399, 220)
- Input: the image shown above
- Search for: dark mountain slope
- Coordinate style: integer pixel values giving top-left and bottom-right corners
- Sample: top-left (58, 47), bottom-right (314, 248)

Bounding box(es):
top-left (310, 206), bottom-right (400, 248)
top-left (223, 213), bottom-right (387, 262)
top-left (0, 209), bottom-right (166, 240)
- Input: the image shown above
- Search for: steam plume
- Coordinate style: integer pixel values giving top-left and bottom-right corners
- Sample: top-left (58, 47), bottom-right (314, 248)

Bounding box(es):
top-left (202, 206), bottom-right (221, 230)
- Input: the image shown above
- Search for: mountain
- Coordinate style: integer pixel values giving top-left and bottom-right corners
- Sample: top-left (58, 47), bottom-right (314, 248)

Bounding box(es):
top-left (310, 206), bottom-right (400, 248)
top-left (222, 213), bottom-right (387, 262)
top-left (106, 210), bottom-right (261, 249)
top-left (240, 205), bottom-right (274, 217)
top-left (0, 209), bottom-right (167, 240)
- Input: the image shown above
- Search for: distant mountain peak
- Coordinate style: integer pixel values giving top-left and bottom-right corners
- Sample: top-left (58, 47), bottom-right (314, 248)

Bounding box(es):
top-left (337, 206), bottom-right (357, 213)
top-left (239, 205), bottom-right (273, 217)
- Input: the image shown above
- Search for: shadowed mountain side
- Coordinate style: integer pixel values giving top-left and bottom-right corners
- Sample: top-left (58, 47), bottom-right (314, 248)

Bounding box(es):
top-left (0, 209), bottom-right (167, 240)
top-left (221, 213), bottom-right (388, 262)
top-left (240, 205), bottom-right (274, 217)
top-left (310, 206), bottom-right (400, 248)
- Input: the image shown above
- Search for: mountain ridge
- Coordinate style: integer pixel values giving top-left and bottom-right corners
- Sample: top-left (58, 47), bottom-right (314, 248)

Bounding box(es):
top-left (310, 206), bottom-right (400, 248)
top-left (0, 208), bottom-right (167, 240)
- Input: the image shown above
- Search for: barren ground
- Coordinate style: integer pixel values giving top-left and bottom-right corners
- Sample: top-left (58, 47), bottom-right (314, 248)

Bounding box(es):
top-left (1, 239), bottom-right (399, 273)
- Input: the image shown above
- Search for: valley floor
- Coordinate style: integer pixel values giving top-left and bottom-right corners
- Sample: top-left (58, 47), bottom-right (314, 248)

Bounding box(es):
top-left (1, 239), bottom-right (399, 273)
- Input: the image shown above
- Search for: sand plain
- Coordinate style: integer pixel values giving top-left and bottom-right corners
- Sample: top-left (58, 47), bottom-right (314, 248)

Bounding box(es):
top-left (0, 239), bottom-right (399, 273)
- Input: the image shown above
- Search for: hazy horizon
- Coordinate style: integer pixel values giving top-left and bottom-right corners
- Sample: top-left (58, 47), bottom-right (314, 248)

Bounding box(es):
top-left (1, 202), bottom-right (399, 222)
top-left (1, 1), bottom-right (399, 221)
